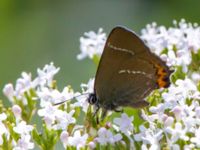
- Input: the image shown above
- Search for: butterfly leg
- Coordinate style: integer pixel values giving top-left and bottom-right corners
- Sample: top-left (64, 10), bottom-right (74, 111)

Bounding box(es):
top-left (92, 104), bottom-right (100, 124)
top-left (100, 109), bottom-right (108, 121)
top-left (93, 104), bottom-right (100, 116)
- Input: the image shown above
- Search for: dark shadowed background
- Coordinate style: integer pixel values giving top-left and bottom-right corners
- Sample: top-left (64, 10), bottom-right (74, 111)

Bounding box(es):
top-left (0, 0), bottom-right (200, 105)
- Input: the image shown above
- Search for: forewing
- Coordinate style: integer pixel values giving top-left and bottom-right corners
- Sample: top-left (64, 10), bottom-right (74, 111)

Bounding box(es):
top-left (94, 26), bottom-right (148, 94)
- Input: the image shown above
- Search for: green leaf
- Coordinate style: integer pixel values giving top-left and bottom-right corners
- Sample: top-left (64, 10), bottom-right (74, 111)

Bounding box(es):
top-left (92, 54), bottom-right (100, 66)
top-left (171, 66), bottom-right (186, 83)
top-left (2, 134), bottom-right (13, 150)
top-left (160, 47), bottom-right (168, 55)
top-left (32, 127), bottom-right (43, 147)
top-left (121, 133), bottom-right (131, 149)
top-left (197, 81), bottom-right (200, 91)
top-left (189, 50), bottom-right (200, 71)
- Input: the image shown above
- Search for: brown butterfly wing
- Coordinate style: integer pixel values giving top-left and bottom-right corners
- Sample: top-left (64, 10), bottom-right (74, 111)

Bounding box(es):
top-left (94, 26), bottom-right (172, 110)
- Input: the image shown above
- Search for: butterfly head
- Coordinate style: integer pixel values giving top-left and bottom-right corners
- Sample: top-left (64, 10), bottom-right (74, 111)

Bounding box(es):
top-left (87, 93), bottom-right (98, 105)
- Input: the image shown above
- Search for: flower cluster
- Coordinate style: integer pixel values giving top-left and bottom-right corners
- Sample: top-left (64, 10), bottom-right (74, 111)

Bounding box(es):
top-left (1, 62), bottom-right (130, 149)
top-left (1, 20), bottom-right (200, 149)
top-left (141, 19), bottom-right (200, 73)
top-left (137, 78), bottom-right (200, 149)
top-left (77, 28), bottom-right (106, 60)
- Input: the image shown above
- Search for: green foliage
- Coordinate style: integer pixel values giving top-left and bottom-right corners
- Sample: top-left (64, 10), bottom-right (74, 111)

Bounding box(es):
top-left (171, 66), bottom-right (186, 83)
top-left (190, 50), bottom-right (200, 71)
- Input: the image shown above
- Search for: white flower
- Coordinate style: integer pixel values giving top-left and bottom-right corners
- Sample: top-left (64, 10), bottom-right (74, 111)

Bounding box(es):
top-left (80, 78), bottom-right (94, 94)
top-left (184, 144), bottom-right (195, 150)
top-left (140, 110), bottom-right (157, 129)
top-left (15, 72), bottom-right (34, 100)
top-left (166, 140), bottom-right (180, 150)
top-left (0, 136), bottom-right (3, 145)
top-left (162, 78), bottom-right (197, 108)
top-left (161, 50), bottom-right (177, 67)
top-left (0, 113), bottom-right (7, 121)
top-left (172, 145), bottom-right (180, 150)
top-left (176, 49), bottom-right (191, 72)
top-left (68, 130), bottom-right (88, 150)
top-left (95, 127), bottom-right (122, 145)
top-left (60, 131), bottom-right (69, 148)
top-left (3, 63), bottom-right (60, 105)
top-left (72, 78), bottom-right (94, 112)
top-left (113, 113), bottom-right (134, 135)
top-left (38, 104), bottom-right (57, 127)
top-left (13, 134), bottom-right (34, 150)
top-left (77, 28), bottom-right (106, 60)
top-left (176, 78), bottom-right (197, 94)
top-left (180, 103), bottom-right (196, 131)
top-left (195, 106), bottom-right (200, 118)
top-left (162, 115), bottom-right (174, 127)
top-left (148, 104), bottom-right (173, 125)
top-left (172, 106), bottom-right (183, 121)
top-left (2, 72), bottom-right (35, 105)
top-left (0, 113), bottom-right (8, 145)
top-left (13, 121), bottom-right (33, 135)
top-left (191, 72), bottom-right (200, 82)
top-left (3, 83), bottom-right (15, 102)
top-left (141, 20), bottom-right (200, 72)
top-left (35, 62), bottom-right (60, 87)
top-left (134, 125), bottom-right (163, 150)
top-left (37, 86), bottom-right (74, 107)
top-left (191, 127), bottom-right (200, 147)
top-left (72, 93), bottom-right (89, 113)
top-left (53, 110), bottom-right (76, 130)
top-left (38, 104), bottom-right (76, 130)
top-left (165, 122), bottom-right (189, 143)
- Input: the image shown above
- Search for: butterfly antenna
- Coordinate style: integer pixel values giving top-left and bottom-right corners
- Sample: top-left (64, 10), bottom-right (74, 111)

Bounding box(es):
top-left (53, 92), bottom-right (90, 106)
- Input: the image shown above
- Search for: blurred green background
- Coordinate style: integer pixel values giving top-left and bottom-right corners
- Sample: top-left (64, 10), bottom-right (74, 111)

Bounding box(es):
top-left (0, 0), bottom-right (200, 105)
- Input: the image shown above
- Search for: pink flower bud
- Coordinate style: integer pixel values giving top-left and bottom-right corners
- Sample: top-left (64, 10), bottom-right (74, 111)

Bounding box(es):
top-left (12, 105), bottom-right (22, 118)
top-left (3, 83), bottom-right (14, 101)
top-left (172, 106), bottom-right (182, 120)
top-left (88, 141), bottom-right (96, 149)
top-left (164, 116), bottom-right (174, 127)
top-left (60, 131), bottom-right (69, 144)
top-left (195, 107), bottom-right (200, 118)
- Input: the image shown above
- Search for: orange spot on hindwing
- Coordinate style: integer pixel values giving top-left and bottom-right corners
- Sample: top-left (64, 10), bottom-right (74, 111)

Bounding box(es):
top-left (154, 64), bottom-right (171, 88)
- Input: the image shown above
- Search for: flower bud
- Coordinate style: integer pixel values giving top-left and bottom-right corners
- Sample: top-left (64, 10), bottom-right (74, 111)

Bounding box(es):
top-left (12, 105), bottom-right (22, 118)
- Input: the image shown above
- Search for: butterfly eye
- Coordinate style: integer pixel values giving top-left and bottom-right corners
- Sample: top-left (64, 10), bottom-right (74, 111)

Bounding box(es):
top-left (88, 93), bottom-right (97, 104)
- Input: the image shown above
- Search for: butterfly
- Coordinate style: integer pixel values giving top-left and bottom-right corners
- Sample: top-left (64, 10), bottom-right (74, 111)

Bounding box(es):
top-left (87, 26), bottom-right (173, 118)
